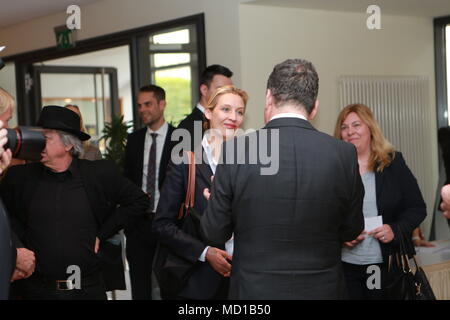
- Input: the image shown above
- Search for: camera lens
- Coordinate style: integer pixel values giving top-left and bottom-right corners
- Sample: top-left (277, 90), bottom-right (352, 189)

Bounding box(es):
top-left (5, 128), bottom-right (19, 154)
top-left (5, 127), bottom-right (45, 161)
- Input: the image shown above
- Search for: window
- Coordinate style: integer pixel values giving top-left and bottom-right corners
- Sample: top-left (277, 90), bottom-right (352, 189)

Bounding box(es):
top-left (148, 25), bottom-right (199, 126)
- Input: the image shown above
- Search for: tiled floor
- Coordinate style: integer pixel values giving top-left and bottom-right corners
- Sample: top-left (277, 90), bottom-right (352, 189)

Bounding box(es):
top-left (106, 266), bottom-right (161, 300)
top-left (106, 234), bottom-right (161, 300)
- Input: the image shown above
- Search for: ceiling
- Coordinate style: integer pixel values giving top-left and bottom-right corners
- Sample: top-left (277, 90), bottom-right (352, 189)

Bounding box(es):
top-left (0, 0), bottom-right (100, 28)
top-left (247, 0), bottom-right (450, 18)
top-left (2, 0), bottom-right (450, 30)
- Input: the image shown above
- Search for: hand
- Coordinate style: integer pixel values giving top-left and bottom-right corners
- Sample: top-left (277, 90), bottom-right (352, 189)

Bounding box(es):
top-left (15, 248), bottom-right (36, 280)
top-left (203, 188), bottom-right (210, 201)
top-left (0, 121), bottom-right (12, 174)
top-left (203, 176), bottom-right (214, 201)
top-left (94, 237), bottom-right (100, 254)
top-left (11, 268), bottom-right (27, 282)
top-left (343, 232), bottom-right (366, 248)
top-left (369, 224), bottom-right (394, 243)
top-left (413, 238), bottom-right (436, 247)
top-left (205, 247), bottom-right (232, 277)
top-left (441, 185), bottom-right (450, 219)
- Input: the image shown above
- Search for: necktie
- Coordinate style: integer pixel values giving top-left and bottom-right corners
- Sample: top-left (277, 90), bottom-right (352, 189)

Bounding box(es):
top-left (147, 133), bottom-right (157, 212)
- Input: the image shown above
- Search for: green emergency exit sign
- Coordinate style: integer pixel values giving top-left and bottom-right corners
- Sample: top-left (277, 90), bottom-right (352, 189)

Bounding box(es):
top-left (54, 26), bottom-right (75, 49)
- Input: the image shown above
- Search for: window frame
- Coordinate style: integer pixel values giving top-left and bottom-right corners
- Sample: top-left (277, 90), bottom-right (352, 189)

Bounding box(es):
top-left (435, 16), bottom-right (450, 129)
top-left (3, 14), bottom-right (206, 129)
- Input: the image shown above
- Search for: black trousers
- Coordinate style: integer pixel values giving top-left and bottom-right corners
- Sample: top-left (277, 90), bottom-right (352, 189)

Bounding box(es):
top-left (125, 220), bottom-right (157, 300)
top-left (17, 272), bottom-right (107, 300)
top-left (175, 277), bottom-right (230, 300)
top-left (342, 261), bottom-right (386, 300)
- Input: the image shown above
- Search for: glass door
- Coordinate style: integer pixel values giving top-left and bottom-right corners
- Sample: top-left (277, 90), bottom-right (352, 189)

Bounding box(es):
top-left (31, 65), bottom-right (119, 147)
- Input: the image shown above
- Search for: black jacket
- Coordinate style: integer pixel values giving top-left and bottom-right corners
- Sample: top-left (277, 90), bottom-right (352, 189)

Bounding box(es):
top-left (176, 107), bottom-right (205, 151)
top-left (153, 148), bottom-right (226, 299)
top-left (375, 152), bottom-right (427, 261)
top-left (201, 117), bottom-right (365, 299)
top-left (123, 124), bottom-right (175, 190)
top-left (0, 159), bottom-right (149, 248)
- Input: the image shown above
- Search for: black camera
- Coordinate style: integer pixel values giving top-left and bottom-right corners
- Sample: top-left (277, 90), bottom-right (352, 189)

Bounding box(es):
top-left (5, 127), bottom-right (46, 161)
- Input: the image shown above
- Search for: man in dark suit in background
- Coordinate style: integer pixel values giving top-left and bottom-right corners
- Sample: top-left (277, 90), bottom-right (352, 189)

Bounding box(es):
top-left (124, 85), bottom-right (175, 300)
top-left (177, 65), bottom-right (233, 150)
top-left (201, 59), bottom-right (365, 299)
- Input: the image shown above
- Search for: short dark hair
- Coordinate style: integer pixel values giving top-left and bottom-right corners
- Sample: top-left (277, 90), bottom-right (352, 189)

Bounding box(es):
top-left (266, 59), bottom-right (319, 114)
top-left (200, 64), bottom-right (233, 88)
top-left (139, 84), bottom-right (166, 102)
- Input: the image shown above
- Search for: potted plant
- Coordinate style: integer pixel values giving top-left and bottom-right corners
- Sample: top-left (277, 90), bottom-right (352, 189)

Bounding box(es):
top-left (100, 114), bottom-right (132, 170)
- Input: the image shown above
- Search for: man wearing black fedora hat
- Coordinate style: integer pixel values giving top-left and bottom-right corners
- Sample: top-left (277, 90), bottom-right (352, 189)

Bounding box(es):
top-left (0, 105), bottom-right (149, 300)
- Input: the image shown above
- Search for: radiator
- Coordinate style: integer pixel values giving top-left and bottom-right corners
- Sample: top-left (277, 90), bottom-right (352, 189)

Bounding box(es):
top-left (338, 76), bottom-right (434, 230)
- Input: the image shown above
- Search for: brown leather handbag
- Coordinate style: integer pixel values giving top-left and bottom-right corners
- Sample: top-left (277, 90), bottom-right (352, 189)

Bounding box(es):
top-left (153, 151), bottom-right (202, 298)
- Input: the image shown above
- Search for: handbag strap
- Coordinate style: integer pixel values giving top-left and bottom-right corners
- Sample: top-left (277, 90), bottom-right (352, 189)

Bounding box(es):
top-left (186, 151), bottom-right (196, 208)
top-left (390, 225), bottom-right (420, 272)
top-left (177, 151), bottom-right (196, 220)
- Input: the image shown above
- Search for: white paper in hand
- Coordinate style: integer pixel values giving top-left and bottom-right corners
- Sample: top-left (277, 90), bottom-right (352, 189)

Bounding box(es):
top-left (364, 216), bottom-right (383, 233)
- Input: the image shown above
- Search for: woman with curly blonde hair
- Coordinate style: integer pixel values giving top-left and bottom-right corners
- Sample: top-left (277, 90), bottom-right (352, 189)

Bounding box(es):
top-left (334, 103), bottom-right (426, 299)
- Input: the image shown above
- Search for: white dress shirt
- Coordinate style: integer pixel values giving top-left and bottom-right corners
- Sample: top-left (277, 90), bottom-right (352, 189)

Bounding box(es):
top-left (198, 134), bottom-right (234, 262)
top-left (142, 122), bottom-right (168, 211)
top-left (196, 103), bottom-right (205, 114)
top-left (270, 112), bottom-right (308, 121)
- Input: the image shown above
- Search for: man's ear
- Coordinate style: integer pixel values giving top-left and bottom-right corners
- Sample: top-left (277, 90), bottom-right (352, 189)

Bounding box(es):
top-left (65, 144), bottom-right (74, 152)
top-left (308, 100), bottom-right (319, 120)
top-left (200, 84), bottom-right (208, 99)
top-left (159, 99), bottom-right (166, 111)
top-left (264, 89), bottom-right (273, 124)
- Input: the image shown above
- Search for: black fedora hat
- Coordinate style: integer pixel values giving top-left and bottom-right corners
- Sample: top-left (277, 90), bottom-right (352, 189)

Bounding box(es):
top-left (37, 105), bottom-right (91, 141)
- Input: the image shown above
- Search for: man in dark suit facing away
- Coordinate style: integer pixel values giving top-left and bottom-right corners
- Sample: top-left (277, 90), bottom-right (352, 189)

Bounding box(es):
top-left (177, 64), bottom-right (233, 150)
top-left (124, 85), bottom-right (176, 300)
top-left (201, 59), bottom-right (365, 299)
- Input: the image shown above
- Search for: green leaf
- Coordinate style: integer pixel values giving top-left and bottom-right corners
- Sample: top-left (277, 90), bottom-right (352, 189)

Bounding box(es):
top-left (100, 114), bottom-right (132, 170)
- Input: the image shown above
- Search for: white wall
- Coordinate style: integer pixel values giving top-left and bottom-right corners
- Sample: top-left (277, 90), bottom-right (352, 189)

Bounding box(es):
top-left (239, 4), bottom-right (438, 236)
top-left (0, 0), bottom-right (243, 85)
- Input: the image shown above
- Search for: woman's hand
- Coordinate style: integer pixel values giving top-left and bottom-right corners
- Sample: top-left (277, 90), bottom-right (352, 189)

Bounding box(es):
top-left (369, 224), bottom-right (394, 243)
top-left (203, 176), bottom-right (214, 201)
top-left (94, 237), bottom-right (100, 254)
top-left (343, 232), bottom-right (366, 248)
top-left (412, 227), bottom-right (435, 247)
top-left (203, 188), bottom-right (210, 201)
top-left (205, 247), bottom-right (232, 277)
top-left (413, 238), bottom-right (435, 247)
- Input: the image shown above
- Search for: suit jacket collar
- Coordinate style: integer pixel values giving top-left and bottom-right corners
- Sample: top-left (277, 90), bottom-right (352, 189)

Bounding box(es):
top-left (264, 117), bottom-right (317, 132)
top-left (193, 144), bottom-right (213, 185)
top-left (374, 152), bottom-right (397, 199)
top-left (159, 124), bottom-right (175, 182)
top-left (191, 106), bottom-right (205, 121)
top-left (135, 128), bottom-right (147, 186)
